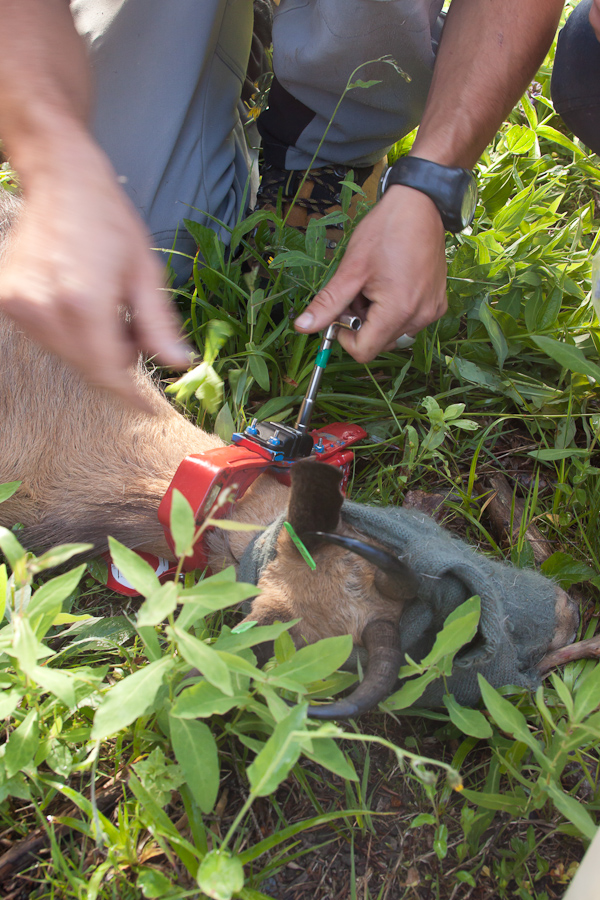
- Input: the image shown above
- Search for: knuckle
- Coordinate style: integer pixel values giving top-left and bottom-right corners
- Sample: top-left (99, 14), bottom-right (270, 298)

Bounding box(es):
top-left (310, 288), bottom-right (338, 314)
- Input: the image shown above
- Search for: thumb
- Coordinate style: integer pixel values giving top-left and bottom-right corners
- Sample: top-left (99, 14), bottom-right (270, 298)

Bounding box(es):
top-left (294, 264), bottom-right (364, 333)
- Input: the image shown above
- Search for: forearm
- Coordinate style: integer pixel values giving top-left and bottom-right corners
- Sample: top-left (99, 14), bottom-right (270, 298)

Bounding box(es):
top-left (411, 0), bottom-right (564, 167)
top-left (590, 0), bottom-right (600, 41)
top-left (0, 0), bottom-right (93, 179)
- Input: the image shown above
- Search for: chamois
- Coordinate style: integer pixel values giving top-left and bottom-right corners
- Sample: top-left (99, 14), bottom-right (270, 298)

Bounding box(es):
top-left (0, 189), bottom-right (581, 717)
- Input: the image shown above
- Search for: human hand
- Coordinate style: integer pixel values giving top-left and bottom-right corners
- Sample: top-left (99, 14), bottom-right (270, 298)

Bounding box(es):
top-left (0, 141), bottom-right (189, 411)
top-left (293, 185), bottom-right (447, 361)
top-left (591, 0), bottom-right (600, 41)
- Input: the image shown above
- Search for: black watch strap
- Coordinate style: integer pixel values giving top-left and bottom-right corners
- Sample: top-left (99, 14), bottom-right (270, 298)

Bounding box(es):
top-left (380, 156), bottom-right (477, 233)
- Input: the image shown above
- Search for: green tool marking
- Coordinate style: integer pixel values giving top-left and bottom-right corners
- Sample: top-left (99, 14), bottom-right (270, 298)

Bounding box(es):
top-left (283, 521), bottom-right (317, 570)
top-left (315, 347), bottom-right (332, 368)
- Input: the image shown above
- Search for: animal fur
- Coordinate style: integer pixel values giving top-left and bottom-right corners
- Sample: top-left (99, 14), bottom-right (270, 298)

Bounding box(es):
top-left (0, 188), bottom-right (577, 679)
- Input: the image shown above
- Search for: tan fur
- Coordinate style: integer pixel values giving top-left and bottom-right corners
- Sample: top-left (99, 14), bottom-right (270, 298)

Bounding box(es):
top-left (247, 526), bottom-right (406, 647)
top-left (0, 186), bottom-right (573, 658)
top-left (0, 307), bottom-right (405, 648)
top-left (0, 314), bottom-right (576, 656)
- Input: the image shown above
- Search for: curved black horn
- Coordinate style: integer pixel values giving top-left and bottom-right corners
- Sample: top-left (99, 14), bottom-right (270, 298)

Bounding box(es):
top-left (306, 531), bottom-right (419, 600)
top-left (307, 618), bottom-right (402, 720)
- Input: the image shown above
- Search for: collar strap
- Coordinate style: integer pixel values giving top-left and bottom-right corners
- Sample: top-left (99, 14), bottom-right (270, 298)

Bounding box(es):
top-left (158, 422), bottom-right (367, 572)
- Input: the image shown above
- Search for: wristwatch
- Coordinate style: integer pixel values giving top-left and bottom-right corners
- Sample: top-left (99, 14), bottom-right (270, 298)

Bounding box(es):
top-left (379, 156), bottom-right (478, 233)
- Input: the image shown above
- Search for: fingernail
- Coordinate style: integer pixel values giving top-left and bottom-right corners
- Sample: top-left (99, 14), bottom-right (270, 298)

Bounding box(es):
top-left (295, 312), bottom-right (314, 330)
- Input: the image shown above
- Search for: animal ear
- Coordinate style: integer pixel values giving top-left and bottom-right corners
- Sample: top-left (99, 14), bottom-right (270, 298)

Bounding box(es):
top-left (288, 461), bottom-right (343, 550)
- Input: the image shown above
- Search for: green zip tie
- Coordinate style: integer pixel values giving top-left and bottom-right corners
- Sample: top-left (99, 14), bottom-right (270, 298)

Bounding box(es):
top-left (315, 347), bottom-right (332, 368)
top-left (283, 521), bottom-right (317, 570)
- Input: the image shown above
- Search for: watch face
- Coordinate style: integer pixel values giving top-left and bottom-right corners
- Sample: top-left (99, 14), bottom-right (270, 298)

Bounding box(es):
top-left (460, 177), bottom-right (478, 228)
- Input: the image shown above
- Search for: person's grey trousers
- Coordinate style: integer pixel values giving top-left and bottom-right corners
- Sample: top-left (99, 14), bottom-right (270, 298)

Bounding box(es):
top-left (70, 0), bottom-right (443, 271)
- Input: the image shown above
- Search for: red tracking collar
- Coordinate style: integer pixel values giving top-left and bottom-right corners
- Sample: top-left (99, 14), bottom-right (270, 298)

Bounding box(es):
top-left (103, 422), bottom-right (366, 595)
top-left (157, 422), bottom-right (367, 572)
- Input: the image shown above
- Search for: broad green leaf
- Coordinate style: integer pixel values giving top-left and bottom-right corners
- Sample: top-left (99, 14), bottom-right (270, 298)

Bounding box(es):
top-left (5, 710), bottom-right (39, 778)
top-left (478, 676), bottom-right (537, 751)
top-left (446, 356), bottom-right (503, 392)
top-left (0, 688), bottom-right (23, 719)
top-left (10, 617), bottom-right (54, 672)
top-left (215, 620), bottom-right (295, 654)
top-left (538, 287), bottom-right (563, 332)
top-left (176, 571), bottom-right (257, 630)
top-left (0, 526), bottom-right (26, 570)
top-left (197, 851), bottom-right (244, 900)
top-left (573, 663), bottom-right (600, 722)
top-left (434, 823), bottom-right (449, 860)
top-left (170, 714), bottom-right (220, 814)
top-left (421, 596), bottom-right (481, 667)
top-left (137, 582), bottom-right (179, 628)
top-left (268, 250), bottom-right (328, 269)
top-left (46, 741), bottom-right (73, 778)
top-left (479, 301), bottom-right (508, 369)
top-left (137, 868), bottom-right (177, 899)
top-left (528, 448), bottom-right (590, 462)
top-left (167, 361), bottom-right (224, 412)
top-left (170, 489), bottom-right (196, 559)
top-left (87, 557), bottom-right (108, 585)
top-left (247, 703), bottom-right (307, 796)
top-left (91, 656), bottom-right (174, 740)
top-left (531, 335), bottom-right (600, 383)
top-left (536, 124), bottom-right (585, 157)
top-left (128, 773), bottom-right (200, 873)
top-left (411, 813), bottom-right (436, 828)
top-left (31, 664), bottom-right (77, 707)
top-left (31, 544), bottom-right (92, 572)
top-left (170, 626), bottom-right (233, 696)
top-left (108, 537), bottom-right (161, 598)
top-left (172, 680), bottom-right (249, 719)
top-left (304, 737), bottom-right (358, 782)
top-left (505, 124), bottom-right (536, 155)
top-left (27, 566), bottom-right (87, 618)
top-left (493, 184), bottom-right (533, 233)
top-left (215, 402), bottom-right (235, 443)
top-left (254, 395), bottom-right (299, 421)
top-left (203, 319), bottom-right (234, 366)
top-left (543, 781), bottom-right (597, 840)
top-left (51, 612), bottom-right (93, 626)
top-left (248, 353), bottom-right (270, 392)
top-left (411, 813), bottom-right (436, 827)
top-left (541, 551), bottom-right (596, 589)
top-left (216, 650), bottom-right (265, 681)
top-left (270, 635), bottom-right (352, 685)
top-left (460, 787), bottom-right (527, 814)
top-left (274, 629), bottom-right (296, 664)
top-left (443, 694), bottom-right (493, 739)
top-left (205, 519), bottom-right (265, 532)
top-left (382, 669), bottom-right (439, 711)
top-left (56, 615), bottom-right (136, 661)
top-left (0, 481), bottom-right (21, 504)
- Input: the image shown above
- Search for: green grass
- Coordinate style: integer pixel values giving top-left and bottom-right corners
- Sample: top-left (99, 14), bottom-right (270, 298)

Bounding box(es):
top-left (2, 5), bottom-right (600, 897)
